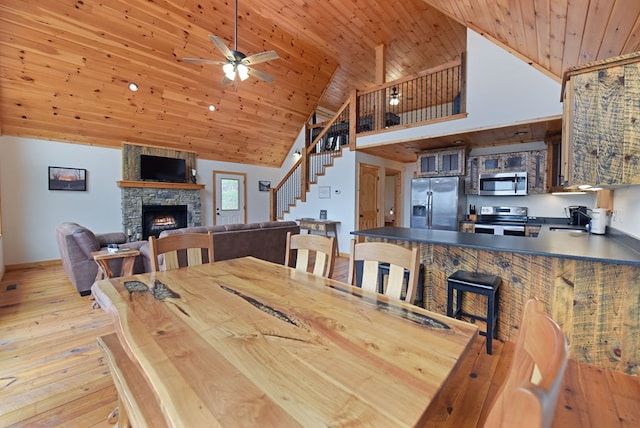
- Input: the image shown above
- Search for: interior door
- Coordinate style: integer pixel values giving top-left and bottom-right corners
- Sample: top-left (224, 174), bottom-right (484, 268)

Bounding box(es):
top-left (358, 163), bottom-right (380, 230)
top-left (213, 171), bottom-right (247, 225)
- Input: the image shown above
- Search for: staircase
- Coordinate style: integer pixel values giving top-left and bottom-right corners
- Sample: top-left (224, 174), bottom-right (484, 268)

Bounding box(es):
top-left (270, 57), bottom-right (466, 220)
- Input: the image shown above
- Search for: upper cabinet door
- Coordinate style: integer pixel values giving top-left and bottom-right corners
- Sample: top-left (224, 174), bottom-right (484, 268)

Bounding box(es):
top-left (417, 148), bottom-right (465, 177)
top-left (527, 150), bottom-right (547, 193)
top-left (478, 155), bottom-right (502, 174)
top-left (562, 52), bottom-right (640, 187)
top-left (502, 152), bottom-right (528, 172)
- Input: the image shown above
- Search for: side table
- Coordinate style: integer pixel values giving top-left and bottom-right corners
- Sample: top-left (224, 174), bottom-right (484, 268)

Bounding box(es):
top-left (297, 219), bottom-right (340, 255)
top-left (92, 249), bottom-right (140, 280)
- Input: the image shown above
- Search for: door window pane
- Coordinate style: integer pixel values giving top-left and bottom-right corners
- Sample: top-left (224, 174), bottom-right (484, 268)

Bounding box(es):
top-left (221, 178), bottom-right (239, 210)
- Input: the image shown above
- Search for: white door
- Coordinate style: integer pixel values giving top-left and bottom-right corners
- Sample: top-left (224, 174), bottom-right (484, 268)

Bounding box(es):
top-left (213, 171), bottom-right (247, 225)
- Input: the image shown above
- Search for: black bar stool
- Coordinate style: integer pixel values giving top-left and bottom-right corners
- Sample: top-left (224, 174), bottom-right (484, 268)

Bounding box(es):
top-left (446, 270), bottom-right (502, 354)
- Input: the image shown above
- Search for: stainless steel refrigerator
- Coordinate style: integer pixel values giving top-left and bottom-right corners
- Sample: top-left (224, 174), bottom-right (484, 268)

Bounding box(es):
top-left (410, 176), bottom-right (466, 230)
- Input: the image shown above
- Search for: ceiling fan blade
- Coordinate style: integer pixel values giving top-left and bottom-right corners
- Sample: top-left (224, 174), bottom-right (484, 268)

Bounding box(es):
top-left (182, 58), bottom-right (227, 65)
top-left (209, 35), bottom-right (235, 62)
top-left (242, 50), bottom-right (279, 65)
top-left (246, 66), bottom-right (275, 83)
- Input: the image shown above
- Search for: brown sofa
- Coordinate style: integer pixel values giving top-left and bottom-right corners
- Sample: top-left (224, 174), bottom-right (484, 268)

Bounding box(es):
top-left (140, 221), bottom-right (300, 269)
top-left (55, 222), bottom-right (148, 295)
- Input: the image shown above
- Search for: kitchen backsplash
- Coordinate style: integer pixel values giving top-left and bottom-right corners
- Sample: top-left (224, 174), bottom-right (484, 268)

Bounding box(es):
top-left (466, 192), bottom-right (596, 218)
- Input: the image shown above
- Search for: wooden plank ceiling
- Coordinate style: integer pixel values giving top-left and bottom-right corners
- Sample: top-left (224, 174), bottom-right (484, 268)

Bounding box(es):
top-left (1, 1), bottom-right (639, 167)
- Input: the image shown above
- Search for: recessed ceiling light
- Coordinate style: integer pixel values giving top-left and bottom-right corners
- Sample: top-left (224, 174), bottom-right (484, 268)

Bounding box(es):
top-left (128, 82), bottom-right (139, 92)
top-left (208, 105), bottom-right (216, 111)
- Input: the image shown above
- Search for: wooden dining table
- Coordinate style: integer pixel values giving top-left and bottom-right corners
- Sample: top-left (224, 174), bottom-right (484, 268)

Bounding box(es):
top-left (92, 256), bottom-right (478, 427)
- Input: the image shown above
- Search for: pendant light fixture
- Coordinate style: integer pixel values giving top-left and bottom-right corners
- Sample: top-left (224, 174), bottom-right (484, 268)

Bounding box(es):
top-left (389, 87), bottom-right (400, 106)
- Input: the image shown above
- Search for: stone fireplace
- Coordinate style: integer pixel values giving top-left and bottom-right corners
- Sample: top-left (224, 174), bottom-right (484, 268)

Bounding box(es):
top-left (121, 186), bottom-right (201, 240)
top-left (119, 143), bottom-right (202, 239)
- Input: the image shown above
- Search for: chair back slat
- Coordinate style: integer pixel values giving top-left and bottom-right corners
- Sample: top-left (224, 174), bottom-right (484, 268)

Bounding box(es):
top-left (285, 232), bottom-right (336, 279)
top-left (361, 260), bottom-right (380, 293)
top-left (347, 240), bottom-right (420, 303)
top-left (149, 232), bottom-right (214, 272)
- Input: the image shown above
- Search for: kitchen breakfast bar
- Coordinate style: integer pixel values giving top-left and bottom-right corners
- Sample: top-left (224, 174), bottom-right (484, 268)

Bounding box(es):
top-left (352, 226), bottom-right (640, 374)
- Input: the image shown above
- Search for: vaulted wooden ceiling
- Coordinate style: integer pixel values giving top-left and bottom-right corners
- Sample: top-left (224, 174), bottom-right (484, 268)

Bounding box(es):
top-left (1, 1), bottom-right (639, 167)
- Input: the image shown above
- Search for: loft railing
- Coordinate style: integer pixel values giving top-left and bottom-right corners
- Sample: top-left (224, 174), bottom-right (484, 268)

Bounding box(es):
top-left (356, 56), bottom-right (465, 134)
top-left (271, 56), bottom-right (466, 220)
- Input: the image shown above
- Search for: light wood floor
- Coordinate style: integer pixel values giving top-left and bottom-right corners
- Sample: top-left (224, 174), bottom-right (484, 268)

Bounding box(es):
top-left (1, 258), bottom-right (639, 427)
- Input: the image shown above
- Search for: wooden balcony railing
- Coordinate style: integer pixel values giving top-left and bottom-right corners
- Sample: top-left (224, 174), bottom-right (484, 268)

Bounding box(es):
top-left (356, 56), bottom-right (465, 134)
top-left (271, 56), bottom-right (466, 220)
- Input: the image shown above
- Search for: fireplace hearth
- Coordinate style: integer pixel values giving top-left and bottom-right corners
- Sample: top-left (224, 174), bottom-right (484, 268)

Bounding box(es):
top-left (142, 204), bottom-right (188, 239)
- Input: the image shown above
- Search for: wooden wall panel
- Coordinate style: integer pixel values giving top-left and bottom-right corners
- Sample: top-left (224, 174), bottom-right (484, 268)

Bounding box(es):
top-left (551, 257), bottom-right (576, 344)
top-left (571, 71), bottom-right (599, 184)
top-left (122, 143), bottom-right (196, 182)
top-left (617, 266), bottom-right (640, 374)
top-left (624, 62), bottom-right (640, 184)
top-left (367, 236), bottom-right (640, 373)
top-left (597, 65), bottom-right (626, 184)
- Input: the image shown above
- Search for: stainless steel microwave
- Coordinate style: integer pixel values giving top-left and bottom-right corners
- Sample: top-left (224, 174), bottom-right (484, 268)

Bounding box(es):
top-left (478, 172), bottom-right (528, 196)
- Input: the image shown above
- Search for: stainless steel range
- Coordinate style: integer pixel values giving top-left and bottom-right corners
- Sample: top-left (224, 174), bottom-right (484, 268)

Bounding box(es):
top-left (474, 206), bottom-right (528, 236)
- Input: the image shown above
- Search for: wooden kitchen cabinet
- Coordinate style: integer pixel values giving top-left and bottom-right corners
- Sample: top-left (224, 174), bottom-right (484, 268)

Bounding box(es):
top-left (562, 51), bottom-right (640, 187)
top-left (459, 221), bottom-right (475, 233)
top-left (465, 156), bottom-right (479, 194)
top-left (477, 154), bottom-right (502, 173)
top-left (527, 150), bottom-right (547, 193)
top-left (466, 149), bottom-right (548, 194)
top-left (502, 152), bottom-right (528, 172)
top-left (417, 147), bottom-right (465, 177)
top-left (525, 224), bottom-right (541, 237)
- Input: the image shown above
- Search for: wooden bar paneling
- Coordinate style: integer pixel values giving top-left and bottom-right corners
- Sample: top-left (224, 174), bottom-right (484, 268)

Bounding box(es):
top-left (370, 236), bottom-right (640, 374)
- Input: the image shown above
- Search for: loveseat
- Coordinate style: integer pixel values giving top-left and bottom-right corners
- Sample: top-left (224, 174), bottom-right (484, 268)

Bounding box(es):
top-left (140, 221), bottom-right (300, 269)
top-left (55, 222), bottom-right (148, 295)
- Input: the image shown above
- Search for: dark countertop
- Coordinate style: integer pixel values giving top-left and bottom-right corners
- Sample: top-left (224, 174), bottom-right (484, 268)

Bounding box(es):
top-left (351, 225), bottom-right (640, 266)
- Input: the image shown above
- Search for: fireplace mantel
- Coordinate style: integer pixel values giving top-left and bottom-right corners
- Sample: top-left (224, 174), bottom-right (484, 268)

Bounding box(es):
top-left (117, 181), bottom-right (204, 190)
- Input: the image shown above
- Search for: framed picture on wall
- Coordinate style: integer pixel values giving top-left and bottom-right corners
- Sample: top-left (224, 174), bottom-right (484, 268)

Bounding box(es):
top-left (259, 180), bottom-right (271, 191)
top-left (48, 166), bottom-right (87, 191)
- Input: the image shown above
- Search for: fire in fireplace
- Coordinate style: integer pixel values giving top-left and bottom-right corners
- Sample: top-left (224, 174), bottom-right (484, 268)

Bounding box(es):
top-left (142, 204), bottom-right (188, 239)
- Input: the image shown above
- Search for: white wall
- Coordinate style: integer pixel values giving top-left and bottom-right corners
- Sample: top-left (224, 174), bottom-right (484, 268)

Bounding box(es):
top-left (197, 158), bottom-right (282, 225)
top-left (0, 136), bottom-right (282, 265)
top-left (357, 29), bottom-right (562, 148)
top-left (0, 137), bottom-right (123, 265)
top-left (609, 186), bottom-right (640, 239)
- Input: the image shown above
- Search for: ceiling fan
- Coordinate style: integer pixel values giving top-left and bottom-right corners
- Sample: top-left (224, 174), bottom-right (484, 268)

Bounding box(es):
top-left (182, 0), bottom-right (279, 85)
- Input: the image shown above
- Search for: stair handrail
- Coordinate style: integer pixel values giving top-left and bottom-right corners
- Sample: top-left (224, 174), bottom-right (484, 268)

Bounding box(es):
top-left (271, 93), bottom-right (355, 220)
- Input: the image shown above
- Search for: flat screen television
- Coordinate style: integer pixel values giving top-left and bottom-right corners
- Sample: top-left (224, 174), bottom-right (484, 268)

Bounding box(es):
top-left (140, 154), bottom-right (186, 183)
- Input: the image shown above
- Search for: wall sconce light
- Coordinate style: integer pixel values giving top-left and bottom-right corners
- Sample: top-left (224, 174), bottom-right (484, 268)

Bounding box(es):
top-left (293, 149), bottom-right (301, 157)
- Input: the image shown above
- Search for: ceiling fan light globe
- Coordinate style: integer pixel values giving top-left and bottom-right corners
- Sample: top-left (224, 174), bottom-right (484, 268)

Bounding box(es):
top-left (389, 97), bottom-right (400, 106)
top-left (237, 63), bottom-right (249, 81)
top-left (223, 63), bottom-right (236, 80)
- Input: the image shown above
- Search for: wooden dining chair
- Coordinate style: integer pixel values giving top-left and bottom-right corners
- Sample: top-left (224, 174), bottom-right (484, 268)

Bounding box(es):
top-left (347, 239), bottom-right (420, 303)
top-left (149, 232), bottom-right (214, 271)
top-left (284, 232), bottom-right (337, 278)
top-left (483, 298), bottom-right (568, 428)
